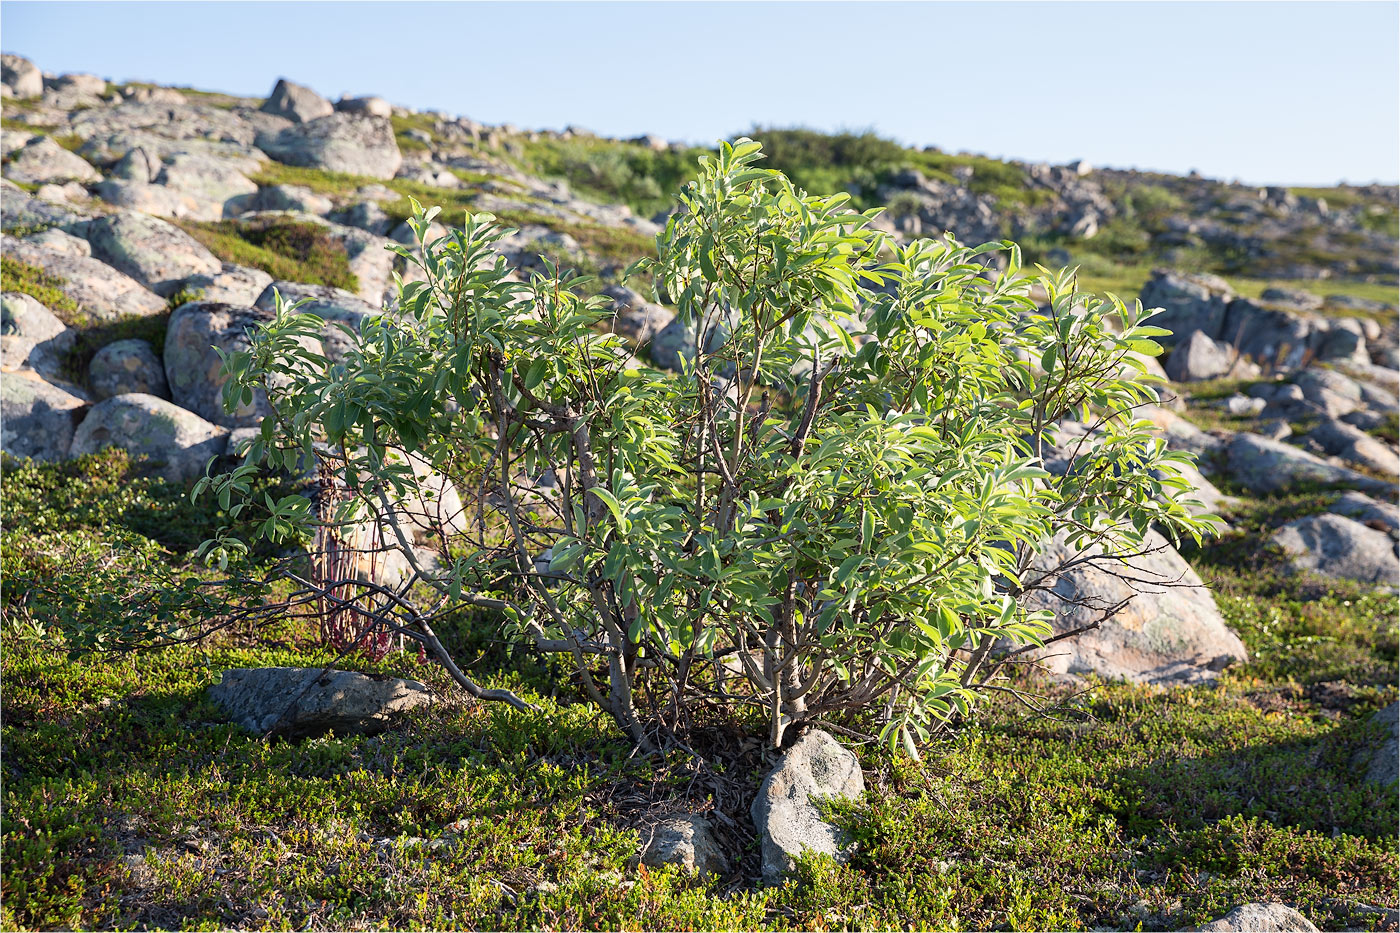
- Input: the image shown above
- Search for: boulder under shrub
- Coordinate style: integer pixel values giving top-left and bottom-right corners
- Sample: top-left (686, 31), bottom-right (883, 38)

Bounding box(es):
top-left (207, 667), bottom-right (434, 738)
top-left (751, 729), bottom-right (864, 883)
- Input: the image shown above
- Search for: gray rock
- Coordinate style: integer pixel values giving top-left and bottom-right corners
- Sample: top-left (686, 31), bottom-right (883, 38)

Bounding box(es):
top-left (1216, 393), bottom-right (1266, 417)
top-left (1329, 491), bottom-right (1399, 540)
top-left (70, 393), bottom-right (226, 481)
top-left (395, 162), bottom-right (460, 188)
top-left (336, 96), bottom-right (393, 119)
top-left (1271, 514), bottom-right (1399, 586)
top-left (254, 281), bottom-right (378, 364)
top-left (601, 284), bottom-right (674, 346)
top-left (94, 179), bottom-right (196, 220)
top-left (1316, 318), bottom-right (1370, 365)
top-left (2, 234), bottom-right (165, 322)
top-left (179, 263), bottom-right (273, 306)
top-left (1307, 418), bottom-right (1399, 477)
top-left (1021, 529), bottom-right (1247, 684)
top-left (1259, 286), bottom-right (1324, 312)
top-left (1, 292), bottom-right (73, 385)
top-left (32, 181), bottom-right (90, 206)
top-left (257, 113), bottom-right (403, 180)
top-left (208, 667), bottom-right (433, 738)
top-left (1164, 330), bottom-right (1235, 382)
top-left (84, 211), bottom-right (221, 296)
top-left (1363, 701), bottom-right (1398, 788)
top-left (0, 373), bottom-right (85, 461)
top-left (88, 339), bottom-right (169, 401)
top-left (1193, 903), bottom-right (1318, 932)
top-left (250, 183), bottom-right (333, 216)
top-left (1294, 368), bottom-right (1363, 418)
top-left (332, 200), bottom-right (393, 236)
top-left (1220, 299), bottom-right (1324, 372)
top-left (638, 815), bottom-right (728, 877)
top-left (154, 152), bottom-right (259, 221)
top-left (2, 178), bottom-right (96, 234)
top-left (1256, 418), bottom-right (1293, 441)
top-left (260, 78), bottom-right (334, 124)
top-left (751, 729), bottom-right (864, 883)
top-left (1224, 433), bottom-right (1391, 496)
top-left (24, 227), bottom-right (90, 257)
top-left (48, 72), bottom-right (106, 98)
top-left (3, 136), bottom-right (101, 186)
top-left (110, 145), bottom-right (161, 184)
top-left (164, 301), bottom-right (285, 427)
top-left (1138, 270), bottom-right (1233, 348)
top-left (1, 54), bottom-right (43, 99)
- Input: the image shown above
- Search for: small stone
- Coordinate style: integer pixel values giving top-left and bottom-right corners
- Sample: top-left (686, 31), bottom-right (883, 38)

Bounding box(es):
top-left (751, 729), bottom-right (864, 883)
top-left (638, 815), bottom-right (728, 877)
top-left (1193, 902), bottom-right (1318, 932)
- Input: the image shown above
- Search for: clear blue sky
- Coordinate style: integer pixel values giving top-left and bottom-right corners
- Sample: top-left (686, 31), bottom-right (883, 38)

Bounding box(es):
top-left (3, 1), bottom-right (1396, 186)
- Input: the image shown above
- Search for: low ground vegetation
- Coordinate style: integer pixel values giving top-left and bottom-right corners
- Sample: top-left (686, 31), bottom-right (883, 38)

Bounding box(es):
top-left (1, 452), bottom-right (1395, 931)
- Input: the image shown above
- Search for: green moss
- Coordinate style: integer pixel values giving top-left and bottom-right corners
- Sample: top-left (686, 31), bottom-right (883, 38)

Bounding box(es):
top-left (176, 219), bottom-right (359, 292)
top-left (1, 256), bottom-right (81, 319)
top-left (55, 311), bottom-right (170, 389)
top-left (2, 443), bottom-right (1396, 930)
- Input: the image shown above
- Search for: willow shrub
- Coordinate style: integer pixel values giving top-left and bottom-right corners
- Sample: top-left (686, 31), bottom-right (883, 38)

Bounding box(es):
top-left (201, 140), bottom-right (1216, 756)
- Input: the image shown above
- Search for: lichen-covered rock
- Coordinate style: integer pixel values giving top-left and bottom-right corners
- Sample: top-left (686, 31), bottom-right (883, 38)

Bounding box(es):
top-left (111, 145), bottom-right (162, 183)
top-left (1, 372), bottom-right (86, 461)
top-left (84, 211), bottom-right (221, 296)
top-left (1306, 418), bottom-right (1400, 477)
top-left (260, 78), bottom-right (334, 124)
top-left (153, 152), bottom-right (258, 221)
top-left (254, 280), bottom-right (379, 364)
top-left (3, 135), bottom-right (101, 186)
top-left (1138, 270), bottom-right (1233, 348)
top-left (1021, 529), bottom-right (1248, 684)
top-left (164, 301), bottom-right (280, 427)
top-left (751, 730), bottom-right (864, 883)
top-left (1, 291), bottom-right (66, 341)
top-left (638, 815), bottom-right (728, 877)
top-left (179, 263), bottom-right (274, 306)
top-left (1193, 903), bottom-right (1318, 932)
top-left (2, 178), bottom-right (96, 234)
top-left (88, 339), bottom-right (169, 400)
top-left (24, 227), bottom-right (91, 257)
top-left (70, 393), bottom-right (227, 481)
top-left (2, 234), bottom-right (165, 322)
top-left (93, 179), bottom-right (196, 220)
top-left (1270, 514), bottom-right (1400, 587)
top-left (1224, 433), bottom-right (1392, 496)
top-left (249, 183), bottom-right (333, 216)
top-left (257, 113), bottom-right (402, 180)
top-left (207, 667), bottom-right (434, 738)
top-left (1329, 491), bottom-right (1400, 540)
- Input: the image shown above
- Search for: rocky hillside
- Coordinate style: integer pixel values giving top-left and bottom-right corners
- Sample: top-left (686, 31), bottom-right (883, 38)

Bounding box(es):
top-left (1, 54), bottom-right (1397, 933)
top-left (2, 49), bottom-right (1397, 597)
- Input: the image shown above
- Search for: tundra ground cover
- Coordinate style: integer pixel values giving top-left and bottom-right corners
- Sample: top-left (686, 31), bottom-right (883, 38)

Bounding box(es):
top-left (2, 451), bottom-right (1394, 932)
